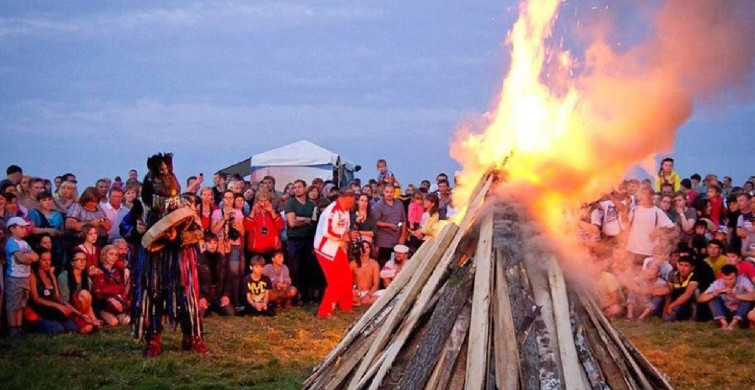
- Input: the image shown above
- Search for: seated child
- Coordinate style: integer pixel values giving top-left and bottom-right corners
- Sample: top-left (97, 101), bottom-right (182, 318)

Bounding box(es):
top-left (350, 240), bottom-right (382, 306)
top-left (262, 249), bottom-right (297, 308)
top-left (698, 264), bottom-right (755, 330)
top-left (198, 233), bottom-right (233, 317)
top-left (625, 264), bottom-right (670, 322)
top-left (242, 256), bottom-right (275, 316)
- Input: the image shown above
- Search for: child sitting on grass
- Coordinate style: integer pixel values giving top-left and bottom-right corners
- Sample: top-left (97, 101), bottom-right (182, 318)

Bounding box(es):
top-left (262, 249), bottom-right (297, 309)
top-left (625, 264), bottom-right (670, 322)
top-left (242, 256), bottom-right (275, 316)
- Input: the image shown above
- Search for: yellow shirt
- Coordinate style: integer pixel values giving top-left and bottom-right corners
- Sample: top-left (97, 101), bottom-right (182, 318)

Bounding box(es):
top-left (596, 271), bottom-right (624, 308)
top-left (655, 171), bottom-right (681, 192)
top-left (705, 255), bottom-right (727, 276)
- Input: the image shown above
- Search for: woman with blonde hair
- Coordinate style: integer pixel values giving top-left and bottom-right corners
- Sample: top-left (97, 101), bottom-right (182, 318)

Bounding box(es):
top-left (53, 180), bottom-right (77, 212)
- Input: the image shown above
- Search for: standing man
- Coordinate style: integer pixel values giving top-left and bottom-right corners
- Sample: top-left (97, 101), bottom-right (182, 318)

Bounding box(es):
top-left (313, 188), bottom-right (355, 317)
top-left (373, 183), bottom-right (407, 268)
top-left (437, 179), bottom-right (452, 219)
top-left (624, 186), bottom-right (676, 265)
top-left (284, 179), bottom-right (317, 303)
top-left (102, 187), bottom-right (129, 243)
top-left (261, 176), bottom-right (282, 212)
top-left (19, 177), bottom-right (45, 211)
top-left (96, 179), bottom-right (110, 205)
top-left (212, 172), bottom-right (227, 205)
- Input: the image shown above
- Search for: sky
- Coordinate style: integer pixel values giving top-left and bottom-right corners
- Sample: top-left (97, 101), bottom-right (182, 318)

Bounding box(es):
top-left (1, 0), bottom-right (753, 189)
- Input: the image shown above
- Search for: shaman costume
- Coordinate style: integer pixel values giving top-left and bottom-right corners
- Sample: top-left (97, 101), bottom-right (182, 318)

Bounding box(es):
top-left (121, 153), bottom-right (206, 357)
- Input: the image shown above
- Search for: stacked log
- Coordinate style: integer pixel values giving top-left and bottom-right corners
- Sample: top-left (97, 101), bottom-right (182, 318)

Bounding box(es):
top-left (304, 173), bottom-right (673, 390)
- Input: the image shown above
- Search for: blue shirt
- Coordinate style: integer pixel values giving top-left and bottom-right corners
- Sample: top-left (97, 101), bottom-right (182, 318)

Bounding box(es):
top-left (5, 237), bottom-right (32, 278)
top-left (28, 209), bottom-right (64, 230)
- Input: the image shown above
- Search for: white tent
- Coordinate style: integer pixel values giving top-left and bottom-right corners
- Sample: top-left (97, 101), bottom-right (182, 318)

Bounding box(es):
top-left (220, 140), bottom-right (359, 187)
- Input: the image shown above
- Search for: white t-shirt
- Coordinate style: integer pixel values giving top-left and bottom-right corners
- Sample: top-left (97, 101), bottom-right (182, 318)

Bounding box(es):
top-left (626, 205), bottom-right (674, 256)
top-left (598, 200), bottom-right (623, 237)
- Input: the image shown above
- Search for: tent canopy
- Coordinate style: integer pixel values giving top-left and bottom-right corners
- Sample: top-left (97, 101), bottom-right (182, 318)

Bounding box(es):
top-left (218, 140), bottom-right (358, 187)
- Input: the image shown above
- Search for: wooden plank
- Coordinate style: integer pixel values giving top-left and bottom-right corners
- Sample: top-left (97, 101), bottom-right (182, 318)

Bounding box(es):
top-left (615, 324), bottom-right (674, 389)
top-left (364, 175), bottom-right (494, 390)
top-left (395, 263), bottom-right (475, 390)
top-left (522, 255), bottom-right (562, 388)
top-left (347, 222), bottom-right (460, 388)
top-left (425, 302), bottom-right (472, 390)
top-left (465, 213), bottom-right (494, 390)
top-left (546, 257), bottom-right (588, 390)
top-left (492, 251), bottom-right (520, 390)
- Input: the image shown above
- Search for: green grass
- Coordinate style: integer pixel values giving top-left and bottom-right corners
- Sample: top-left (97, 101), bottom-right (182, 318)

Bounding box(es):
top-left (2, 308), bottom-right (753, 389)
top-left (0, 306), bottom-right (362, 390)
top-left (617, 319), bottom-right (755, 390)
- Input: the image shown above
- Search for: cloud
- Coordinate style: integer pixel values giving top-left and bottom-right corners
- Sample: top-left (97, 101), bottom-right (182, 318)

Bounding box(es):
top-left (0, 1), bottom-right (385, 39)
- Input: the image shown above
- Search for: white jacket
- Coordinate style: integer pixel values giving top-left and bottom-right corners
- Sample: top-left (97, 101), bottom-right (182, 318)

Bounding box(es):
top-left (314, 201), bottom-right (350, 260)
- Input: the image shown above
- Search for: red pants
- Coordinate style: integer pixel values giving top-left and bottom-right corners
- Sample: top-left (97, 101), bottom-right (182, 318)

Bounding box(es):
top-left (316, 249), bottom-right (353, 317)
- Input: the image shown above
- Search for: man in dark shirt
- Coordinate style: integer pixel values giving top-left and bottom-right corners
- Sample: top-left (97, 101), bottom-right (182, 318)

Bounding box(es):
top-left (212, 172), bottom-right (227, 205)
top-left (373, 183), bottom-right (407, 268)
top-left (664, 250), bottom-right (714, 321)
top-left (284, 179), bottom-right (319, 303)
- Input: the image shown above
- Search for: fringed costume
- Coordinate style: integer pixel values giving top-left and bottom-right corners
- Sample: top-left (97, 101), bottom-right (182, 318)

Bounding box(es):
top-left (121, 153), bottom-right (206, 357)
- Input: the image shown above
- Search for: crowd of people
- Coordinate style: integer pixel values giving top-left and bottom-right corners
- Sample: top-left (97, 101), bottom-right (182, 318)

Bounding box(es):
top-left (583, 158), bottom-right (755, 330)
top-left (2, 155), bottom-right (754, 340)
top-left (0, 158), bottom-right (449, 337)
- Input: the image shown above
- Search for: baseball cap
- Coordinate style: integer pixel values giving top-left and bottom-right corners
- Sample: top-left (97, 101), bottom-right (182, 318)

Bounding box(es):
top-left (7, 217), bottom-right (30, 227)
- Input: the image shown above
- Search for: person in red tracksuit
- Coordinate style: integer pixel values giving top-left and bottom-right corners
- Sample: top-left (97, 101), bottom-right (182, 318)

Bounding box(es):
top-left (313, 189), bottom-right (355, 318)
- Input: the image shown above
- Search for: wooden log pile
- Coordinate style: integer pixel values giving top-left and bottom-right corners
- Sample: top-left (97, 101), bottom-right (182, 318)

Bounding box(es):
top-left (304, 173), bottom-right (673, 390)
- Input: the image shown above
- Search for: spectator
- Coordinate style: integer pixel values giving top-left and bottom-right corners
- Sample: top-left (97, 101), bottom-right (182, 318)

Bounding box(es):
top-left (65, 186), bottom-right (110, 247)
top-left (211, 190), bottom-right (245, 311)
top-left (263, 249), bottom-right (297, 308)
top-left (19, 177), bottom-right (45, 211)
top-left (624, 186), bottom-right (677, 265)
top-left (102, 187), bottom-right (128, 242)
top-left (53, 181), bottom-right (77, 213)
top-left (598, 185), bottom-right (631, 244)
top-left (664, 254), bottom-right (701, 322)
top-left (373, 183), bottom-right (407, 268)
top-left (96, 179), bottom-right (110, 205)
top-left (212, 172), bottom-right (227, 205)
top-left (92, 245), bottom-right (130, 326)
top-left (27, 250), bottom-right (78, 334)
top-left (197, 233), bottom-right (233, 317)
top-left (642, 247), bottom-right (674, 280)
top-left (408, 193), bottom-right (441, 251)
top-left (197, 187), bottom-right (217, 232)
top-left (659, 194), bottom-right (679, 224)
top-left (698, 264), bottom-right (755, 330)
top-left (625, 264), bottom-right (670, 322)
top-left (673, 191), bottom-right (697, 243)
top-left (53, 176), bottom-right (63, 194)
top-left (4, 164), bottom-right (23, 186)
top-left (284, 180), bottom-right (317, 303)
top-left (243, 190), bottom-right (284, 265)
top-left (4, 217), bottom-right (38, 338)
top-left (725, 248), bottom-right (755, 283)
top-left (437, 179), bottom-right (452, 219)
top-left (680, 178), bottom-right (697, 207)
top-left (407, 192), bottom-right (424, 231)
top-left (735, 193), bottom-right (754, 247)
top-left (376, 159), bottom-right (397, 187)
top-left (350, 240), bottom-right (381, 306)
top-left (57, 250), bottom-right (99, 333)
top-left (380, 244), bottom-right (409, 288)
top-left (705, 239), bottom-right (727, 277)
top-left (655, 157), bottom-right (681, 192)
top-left (242, 256), bottom-right (275, 316)
top-left (707, 184), bottom-right (724, 226)
top-left (593, 260), bottom-right (624, 319)
top-left (28, 191), bottom-right (64, 272)
top-left (350, 193), bottom-right (377, 244)
top-left (75, 223), bottom-right (103, 278)
top-left (261, 176), bottom-right (283, 212)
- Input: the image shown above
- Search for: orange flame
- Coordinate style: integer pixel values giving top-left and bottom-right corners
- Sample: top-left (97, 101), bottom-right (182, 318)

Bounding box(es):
top-left (453, 0), bottom-right (755, 254)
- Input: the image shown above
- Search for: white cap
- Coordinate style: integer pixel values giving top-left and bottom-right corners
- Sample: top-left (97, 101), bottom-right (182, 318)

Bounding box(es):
top-left (393, 244), bottom-right (409, 254)
top-left (7, 217), bottom-right (30, 227)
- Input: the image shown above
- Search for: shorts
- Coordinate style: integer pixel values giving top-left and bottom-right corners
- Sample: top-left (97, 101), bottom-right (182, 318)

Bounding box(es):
top-left (5, 276), bottom-right (30, 311)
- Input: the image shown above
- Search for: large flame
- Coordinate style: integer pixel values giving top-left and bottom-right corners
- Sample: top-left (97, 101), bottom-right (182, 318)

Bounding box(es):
top-left (452, 0), bottom-right (755, 244)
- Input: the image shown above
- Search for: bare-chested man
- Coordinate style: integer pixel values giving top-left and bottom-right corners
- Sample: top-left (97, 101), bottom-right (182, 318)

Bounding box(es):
top-left (380, 244), bottom-right (409, 288)
top-left (350, 241), bottom-right (381, 305)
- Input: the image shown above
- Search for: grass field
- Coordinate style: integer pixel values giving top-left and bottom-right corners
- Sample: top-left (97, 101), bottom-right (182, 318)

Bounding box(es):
top-left (1, 307), bottom-right (753, 389)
